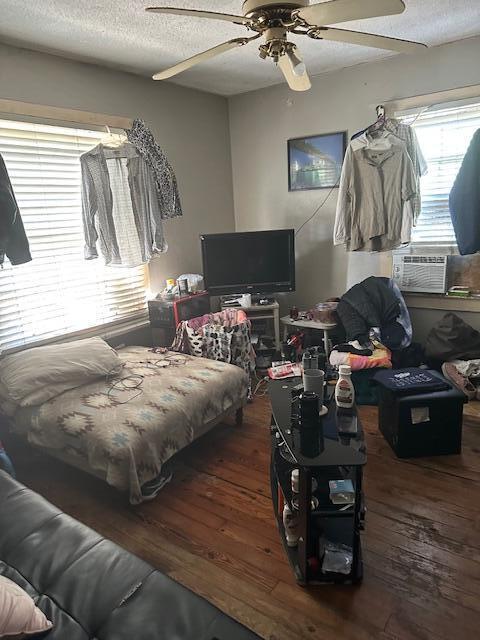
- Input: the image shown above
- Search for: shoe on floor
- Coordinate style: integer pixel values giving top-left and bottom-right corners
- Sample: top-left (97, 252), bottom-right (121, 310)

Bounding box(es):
top-left (442, 362), bottom-right (476, 400)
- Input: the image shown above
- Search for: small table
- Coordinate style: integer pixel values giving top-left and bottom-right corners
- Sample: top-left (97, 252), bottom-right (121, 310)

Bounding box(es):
top-left (269, 378), bottom-right (366, 585)
top-left (223, 301), bottom-right (281, 351)
top-left (280, 316), bottom-right (337, 358)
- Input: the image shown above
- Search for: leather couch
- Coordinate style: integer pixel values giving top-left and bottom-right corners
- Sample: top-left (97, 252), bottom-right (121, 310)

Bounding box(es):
top-left (0, 471), bottom-right (260, 639)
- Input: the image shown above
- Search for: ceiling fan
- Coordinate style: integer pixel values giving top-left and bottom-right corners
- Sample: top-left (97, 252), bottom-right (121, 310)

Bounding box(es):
top-left (146, 0), bottom-right (427, 91)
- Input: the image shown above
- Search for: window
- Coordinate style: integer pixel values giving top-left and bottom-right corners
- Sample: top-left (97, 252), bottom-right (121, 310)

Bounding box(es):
top-left (403, 101), bottom-right (480, 245)
top-left (0, 118), bottom-right (148, 351)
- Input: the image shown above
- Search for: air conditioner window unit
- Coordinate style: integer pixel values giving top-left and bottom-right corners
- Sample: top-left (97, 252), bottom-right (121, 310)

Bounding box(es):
top-left (392, 255), bottom-right (448, 294)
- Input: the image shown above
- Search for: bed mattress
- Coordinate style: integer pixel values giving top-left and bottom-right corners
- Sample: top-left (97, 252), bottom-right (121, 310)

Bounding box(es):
top-left (9, 347), bottom-right (248, 503)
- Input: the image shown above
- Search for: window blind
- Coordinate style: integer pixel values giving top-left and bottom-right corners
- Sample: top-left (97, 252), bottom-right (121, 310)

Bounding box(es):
top-left (0, 118), bottom-right (147, 351)
top-left (401, 101), bottom-right (480, 244)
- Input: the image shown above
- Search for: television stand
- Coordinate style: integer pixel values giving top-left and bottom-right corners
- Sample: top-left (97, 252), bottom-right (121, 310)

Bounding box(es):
top-left (221, 299), bottom-right (280, 352)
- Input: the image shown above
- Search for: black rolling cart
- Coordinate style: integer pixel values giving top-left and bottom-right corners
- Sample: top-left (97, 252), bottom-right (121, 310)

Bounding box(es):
top-left (269, 379), bottom-right (367, 586)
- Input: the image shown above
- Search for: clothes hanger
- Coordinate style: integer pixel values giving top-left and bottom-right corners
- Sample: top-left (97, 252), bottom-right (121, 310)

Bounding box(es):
top-left (101, 124), bottom-right (128, 148)
top-left (351, 105), bottom-right (388, 141)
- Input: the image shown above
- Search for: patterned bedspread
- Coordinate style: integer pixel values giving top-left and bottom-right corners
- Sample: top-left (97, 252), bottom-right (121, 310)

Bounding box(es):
top-left (11, 347), bottom-right (249, 503)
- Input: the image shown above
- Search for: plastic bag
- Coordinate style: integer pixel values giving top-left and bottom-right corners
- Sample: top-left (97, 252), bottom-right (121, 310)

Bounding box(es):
top-left (320, 540), bottom-right (353, 575)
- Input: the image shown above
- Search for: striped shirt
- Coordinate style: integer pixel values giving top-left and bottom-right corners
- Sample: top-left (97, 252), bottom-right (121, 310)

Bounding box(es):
top-left (80, 143), bottom-right (167, 266)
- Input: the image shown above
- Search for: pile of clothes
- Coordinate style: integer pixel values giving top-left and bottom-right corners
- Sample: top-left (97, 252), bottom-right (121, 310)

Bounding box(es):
top-left (171, 308), bottom-right (255, 382)
top-left (330, 340), bottom-right (392, 371)
top-left (426, 312), bottom-right (480, 400)
top-left (329, 276), bottom-right (412, 372)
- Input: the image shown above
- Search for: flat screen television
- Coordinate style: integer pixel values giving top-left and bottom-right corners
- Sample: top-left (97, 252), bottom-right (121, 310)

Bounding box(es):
top-left (200, 229), bottom-right (295, 295)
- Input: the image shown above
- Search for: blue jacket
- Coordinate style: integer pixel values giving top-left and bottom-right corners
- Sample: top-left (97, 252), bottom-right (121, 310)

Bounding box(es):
top-left (449, 129), bottom-right (480, 255)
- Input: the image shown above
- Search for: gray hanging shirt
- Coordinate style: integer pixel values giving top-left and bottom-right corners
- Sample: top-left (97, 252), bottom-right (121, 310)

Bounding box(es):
top-left (385, 118), bottom-right (427, 223)
top-left (334, 140), bottom-right (417, 252)
top-left (81, 143), bottom-right (167, 266)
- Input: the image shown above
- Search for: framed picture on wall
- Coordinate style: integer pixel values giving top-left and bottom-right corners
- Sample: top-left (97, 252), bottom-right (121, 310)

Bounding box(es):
top-left (288, 131), bottom-right (347, 191)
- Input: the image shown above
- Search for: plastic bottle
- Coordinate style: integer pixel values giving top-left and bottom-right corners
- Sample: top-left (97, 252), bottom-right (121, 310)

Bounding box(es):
top-left (335, 364), bottom-right (355, 409)
top-left (302, 351), bottom-right (312, 370)
top-left (282, 504), bottom-right (299, 547)
top-left (291, 468), bottom-right (318, 494)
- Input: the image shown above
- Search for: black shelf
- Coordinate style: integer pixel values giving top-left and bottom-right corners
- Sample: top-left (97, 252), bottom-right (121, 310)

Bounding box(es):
top-left (269, 378), bottom-right (366, 586)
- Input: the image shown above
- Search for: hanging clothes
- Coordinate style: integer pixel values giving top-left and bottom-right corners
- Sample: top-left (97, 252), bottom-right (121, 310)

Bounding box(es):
top-left (382, 118), bottom-right (427, 223)
top-left (350, 117), bottom-right (427, 224)
top-left (449, 129), bottom-right (480, 255)
top-left (0, 154), bottom-right (31, 266)
top-left (80, 142), bottom-right (167, 267)
top-left (334, 134), bottom-right (418, 252)
top-left (125, 119), bottom-right (182, 220)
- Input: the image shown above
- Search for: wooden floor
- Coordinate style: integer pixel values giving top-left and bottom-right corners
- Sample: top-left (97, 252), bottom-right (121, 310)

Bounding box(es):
top-left (9, 396), bottom-right (480, 640)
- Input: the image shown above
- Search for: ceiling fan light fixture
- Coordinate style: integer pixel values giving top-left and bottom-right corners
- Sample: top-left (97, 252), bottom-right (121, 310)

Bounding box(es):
top-left (286, 47), bottom-right (306, 76)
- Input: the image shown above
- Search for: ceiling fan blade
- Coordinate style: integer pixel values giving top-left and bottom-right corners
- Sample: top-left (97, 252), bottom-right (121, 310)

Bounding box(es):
top-left (146, 7), bottom-right (250, 26)
top-left (297, 0), bottom-right (405, 26)
top-left (278, 51), bottom-right (311, 92)
top-left (152, 36), bottom-right (258, 80)
top-left (320, 27), bottom-right (427, 53)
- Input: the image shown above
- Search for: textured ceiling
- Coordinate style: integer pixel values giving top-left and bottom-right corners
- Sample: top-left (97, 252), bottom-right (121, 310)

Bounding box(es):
top-left (1, 1), bottom-right (480, 95)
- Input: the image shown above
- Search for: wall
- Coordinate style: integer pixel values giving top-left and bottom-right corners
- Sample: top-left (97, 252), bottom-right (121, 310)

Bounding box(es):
top-left (228, 36), bottom-right (480, 337)
top-left (0, 42), bottom-right (235, 294)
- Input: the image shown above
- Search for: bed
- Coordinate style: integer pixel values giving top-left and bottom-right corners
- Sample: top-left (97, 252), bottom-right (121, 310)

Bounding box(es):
top-left (1, 346), bottom-right (249, 503)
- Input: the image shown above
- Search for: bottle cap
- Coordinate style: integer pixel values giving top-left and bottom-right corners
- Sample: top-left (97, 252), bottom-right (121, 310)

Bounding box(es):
top-left (339, 365), bottom-right (352, 375)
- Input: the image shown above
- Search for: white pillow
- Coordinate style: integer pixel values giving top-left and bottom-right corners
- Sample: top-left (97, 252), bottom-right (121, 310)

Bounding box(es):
top-left (0, 576), bottom-right (53, 638)
top-left (0, 337), bottom-right (122, 406)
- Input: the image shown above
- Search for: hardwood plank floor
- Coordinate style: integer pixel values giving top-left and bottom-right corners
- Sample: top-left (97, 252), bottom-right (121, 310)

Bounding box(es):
top-left (7, 396), bottom-right (480, 640)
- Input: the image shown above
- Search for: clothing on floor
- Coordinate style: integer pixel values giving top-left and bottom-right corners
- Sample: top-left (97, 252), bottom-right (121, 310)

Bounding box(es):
top-left (449, 129), bottom-right (480, 255)
top-left (80, 142), bottom-right (167, 266)
top-left (451, 358), bottom-right (480, 379)
top-left (334, 133), bottom-right (417, 252)
top-left (338, 277), bottom-right (401, 345)
top-left (125, 119), bottom-right (182, 220)
top-left (425, 312), bottom-right (480, 362)
top-left (0, 154), bottom-right (31, 266)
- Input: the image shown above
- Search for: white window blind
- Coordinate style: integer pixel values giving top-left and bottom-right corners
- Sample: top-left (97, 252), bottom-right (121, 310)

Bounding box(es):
top-left (0, 118), bottom-right (147, 351)
top-left (402, 101), bottom-right (480, 244)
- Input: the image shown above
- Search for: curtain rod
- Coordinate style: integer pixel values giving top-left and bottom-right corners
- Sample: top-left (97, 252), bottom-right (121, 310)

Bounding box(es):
top-left (376, 83), bottom-right (480, 116)
top-left (0, 98), bottom-right (133, 130)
